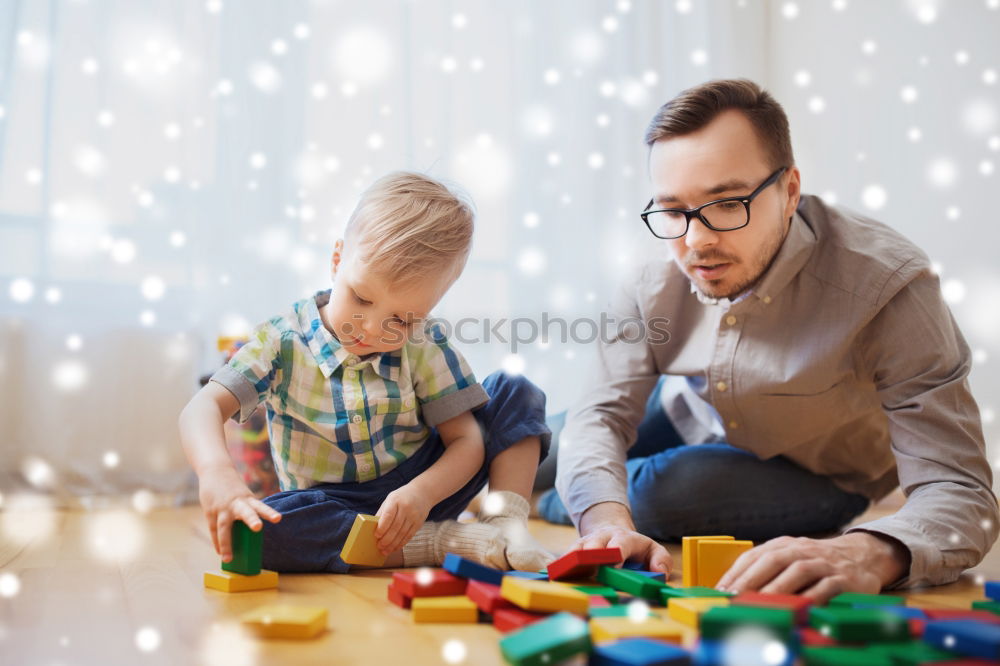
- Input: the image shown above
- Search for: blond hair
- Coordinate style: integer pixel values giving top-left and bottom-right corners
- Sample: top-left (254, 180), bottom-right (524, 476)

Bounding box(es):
top-left (344, 171), bottom-right (476, 285)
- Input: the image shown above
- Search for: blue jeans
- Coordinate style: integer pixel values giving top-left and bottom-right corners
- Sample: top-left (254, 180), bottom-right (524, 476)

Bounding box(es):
top-left (260, 371), bottom-right (551, 573)
top-left (538, 377), bottom-right (870, 541)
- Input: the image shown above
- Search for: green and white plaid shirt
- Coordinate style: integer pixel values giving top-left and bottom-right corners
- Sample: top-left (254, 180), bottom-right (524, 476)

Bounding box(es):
top-left (211, 290), bottom-right (489, 490)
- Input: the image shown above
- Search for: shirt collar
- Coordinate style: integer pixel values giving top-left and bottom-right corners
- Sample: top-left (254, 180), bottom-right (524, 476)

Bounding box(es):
top-left (299, 289), bottom-right (401, 382)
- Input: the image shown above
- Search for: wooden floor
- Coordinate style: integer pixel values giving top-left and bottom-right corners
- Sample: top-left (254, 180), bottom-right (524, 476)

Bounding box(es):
top-left (1, 492), bottom-right (997, 665)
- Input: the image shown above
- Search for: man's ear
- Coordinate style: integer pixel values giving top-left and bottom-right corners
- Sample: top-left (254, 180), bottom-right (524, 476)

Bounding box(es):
top-left (331, 239), bottom-right (344, 278)
top-left (783, 167), bottom-right (802, 220)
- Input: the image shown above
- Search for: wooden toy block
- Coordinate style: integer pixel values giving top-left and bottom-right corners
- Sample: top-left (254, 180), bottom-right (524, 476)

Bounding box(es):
top-left (204, 568), bottom-right (278, 592)
top-left (548, 547), bottom-right (622, 581)
top-left (798, 627), bottom-right (838, 647)
top-left (391, 569), bottom-right (467, 597)
top-left (695, 539), bottom-right (753, 588)
top-left (666, 597), bottom-right (730, 628)
top-left (411, 595), bottom-right (479, 623)
top-left (924, 620), bottom-right (1000, 660)
top-left (240, 604), bottom-right (327, 639)
top-left (827, 592), bottom-right (905, 608)
top-left (681, 536), bottom-right (733, 587)
top-left (808, 607), bottom-right (910, 643)
top-left (387, 582), bottom-right (411, 609)
top-left (696, 638), bottom-right (795, 666)
top-left (985, 580), bottom-right (1000, 601)
top-left (876, 605), bottom-right (927, 620)
top-left (589, 596), bottom-right (613, 609)
top-left (443, 552), bottom-right (505, 586)
top-left (699, 605), bottom-right (795, 641)
top-left (493, 607), bottom-right (548, 633)
top-left (972, 600), bottom-right (1000, 616)
top-left (569, 584), bottom-right (620, 603)
top-left (589, 615), bottom-right (687, 643)
top-left (222, 519), bottom-right (263, 575)
top-left (506, 570), bottom-right (550, 580)
top-left (590, 637), bottom-right (693, 666)
top-left (660, 586), bottom-right (732, 605)
top-left (597, 566), bottom-right (668, 602)
top-left (500, 575), bottom-right (589, 614)
top-left (340, 514), bottom-right (386, 567)
top-left (924, 609), bottom-right (1000, 625)
top-left (499, 612), bottom-right (591, 666)
top-left (589, 604), bottom-right (660, 619)
top-left (466, 580), bottom-right (514, 614)
top-left (732, 591), bottom-right (812, 625)
top-left (801, 646), bottom-right (894, 665)
top-left (868, 640), bottom-right (955, 664)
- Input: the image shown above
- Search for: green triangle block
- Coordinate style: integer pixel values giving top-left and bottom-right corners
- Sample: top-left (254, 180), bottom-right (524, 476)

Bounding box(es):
top-left (827, 592), bottom-right (905, 608)
top-left (808, 607), bottom-right (910, 643)
top-left (699, 605), bottom-right (795, 641)
top-left (221, 519), bottom-right (262, 575)
top-left (498, 612), bottom-right (591, 666)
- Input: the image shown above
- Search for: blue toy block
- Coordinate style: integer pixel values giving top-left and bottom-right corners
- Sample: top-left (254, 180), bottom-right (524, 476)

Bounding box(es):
top-left (695, 638), bottom-right (797, 666)
top-left (506, 570), bottom-right (550, 581)
top-left (924, 619), bottom-right (1000, 660)
top-left (861, 605), bottom-right (926, 620)
top-left (443, 552), bottom-right (505, 586)
top-left (591, 638), bottom-right (692, 666)
top-left (986, 580), bottom-right (1000, 602)
top-left (622, 560), bottom-right (668, 582)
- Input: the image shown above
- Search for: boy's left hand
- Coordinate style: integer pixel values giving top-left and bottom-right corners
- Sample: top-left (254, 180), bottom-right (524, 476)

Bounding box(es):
top-left (374, 483), bottom-right (433, 555)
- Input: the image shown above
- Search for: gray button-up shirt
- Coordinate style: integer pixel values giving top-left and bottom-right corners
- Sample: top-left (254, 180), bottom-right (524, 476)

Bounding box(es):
top-left (556, 194), bottom-right (998, 588)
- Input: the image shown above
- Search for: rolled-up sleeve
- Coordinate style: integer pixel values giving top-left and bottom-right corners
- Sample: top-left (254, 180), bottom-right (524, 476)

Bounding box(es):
top-left (410, 322), bottom-right (489, 428)
top-left (210, 318), bottom-right (284, 423)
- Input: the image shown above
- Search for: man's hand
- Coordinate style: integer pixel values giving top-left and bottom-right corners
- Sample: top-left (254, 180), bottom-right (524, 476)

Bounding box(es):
top-left (374, 483), bottom-right (433, 556)
top-left (572, 501), bottom-right (673, 574)
top-left (198, 463), bottom-right (282, 563)
top-left (716, 532), bottom-right (911, 603)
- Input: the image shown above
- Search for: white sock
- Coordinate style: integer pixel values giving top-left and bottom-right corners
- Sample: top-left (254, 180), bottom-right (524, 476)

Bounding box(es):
top-left (479, 490), bottom-right (556, 572)
top-left (401, 520), bottom-right (509, 570)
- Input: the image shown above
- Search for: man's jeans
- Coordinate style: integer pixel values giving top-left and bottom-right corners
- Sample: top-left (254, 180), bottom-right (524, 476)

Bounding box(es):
top-left (537, 377), bottom-right (870, 541)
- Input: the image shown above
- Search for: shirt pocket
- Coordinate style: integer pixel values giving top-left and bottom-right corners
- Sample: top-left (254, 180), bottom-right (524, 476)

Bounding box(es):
top-left (373, 386), bottom-right (419, 416)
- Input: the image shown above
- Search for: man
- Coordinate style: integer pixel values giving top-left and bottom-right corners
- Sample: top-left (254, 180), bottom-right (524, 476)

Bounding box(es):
top-left (540, 78), bottom-right (997, 599)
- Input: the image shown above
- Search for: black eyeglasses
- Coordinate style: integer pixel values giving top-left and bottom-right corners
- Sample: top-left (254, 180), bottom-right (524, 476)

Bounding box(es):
top-left (640, 166), bottom-right (788, 239)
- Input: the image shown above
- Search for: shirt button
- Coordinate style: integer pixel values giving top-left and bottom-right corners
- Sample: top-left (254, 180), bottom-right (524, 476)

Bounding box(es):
top-left (716, 381), bottom-right (728, 392)
top-left (763, 296), bottom-right (772, 304)
top-left (360, 463), bottom-right (371, 473)
top-left (728, 420), bottom-right (739, 429)
top-left (725, 315), bottom-right (737, 326)
top-left (404, 398), bottom-right (414, 408)
top-left (352, 414), bottom-right (362, 423)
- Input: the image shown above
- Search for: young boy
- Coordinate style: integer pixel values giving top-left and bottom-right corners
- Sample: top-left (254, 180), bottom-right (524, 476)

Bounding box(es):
top-left (179, 172), bottom-right (554, 573)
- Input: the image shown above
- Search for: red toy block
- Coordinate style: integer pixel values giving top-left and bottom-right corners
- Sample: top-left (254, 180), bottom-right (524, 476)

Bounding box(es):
top-left (733, 591), bottom-right (813, 624)
top-left (492, 607), bottom-right (549, 633)
top-left (923, 609), bottom-right (1000, 625)
top-left (589, 596), bottom-right (612, 608)
top-left (387, 582), bottom-right (412, 609)
top-left (547, 547), bottom-right (623, 581)
top-left (466, 580), bottom-right (514, 614)
top-left (798, 627), bottom-right (838, 647)
top-left (391, 569), bottom-right (468, 598)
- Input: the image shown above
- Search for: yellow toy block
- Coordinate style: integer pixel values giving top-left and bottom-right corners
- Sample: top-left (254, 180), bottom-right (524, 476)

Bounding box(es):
top-left (500, 576), bottom-right (589, 615)
top-left (696, 539), bottom-right (753, 587)
top-left (241, 604), bottom-right (327, 639)
top-left (681, 536), bottom-right (733, 587)
top-left (589, 615), bottom-right (687, 644)
top-left (340, 514), bottom-right (386, 567)
top-left (203, 569), bottom-right (279, 592)
top-left (667, 596), bottom-right (730, 628)
top-left (411, 595), bottom-right (479, 623)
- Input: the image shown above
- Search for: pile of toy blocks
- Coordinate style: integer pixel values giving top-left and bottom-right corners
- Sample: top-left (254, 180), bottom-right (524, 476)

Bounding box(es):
top-left (384, 534), bottom-right (1000, 665)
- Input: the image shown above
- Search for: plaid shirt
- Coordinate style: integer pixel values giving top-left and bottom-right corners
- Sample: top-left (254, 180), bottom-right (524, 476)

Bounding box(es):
top-left (211, 290), bottom-right (489, 490)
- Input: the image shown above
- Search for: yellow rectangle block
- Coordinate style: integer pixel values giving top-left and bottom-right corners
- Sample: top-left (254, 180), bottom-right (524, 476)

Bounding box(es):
top-left (696, 539), bottom-right (753, 587)
top-left (204, 569), bottom-right (279, 592)
top-left (667, 596), bottom-right (730, 628)
top-left (589, 615), bottom-right (687, 644)
top-left (411, 596), bottom-right (479, 623)
top-left (241, 604), bottom-right (327, 639)
top-left (500, 576), bottom-right (589, 615)
top-left (681, 536), bottom-right (733, 587)
top-left (340, 514), bottom-right (386, 567)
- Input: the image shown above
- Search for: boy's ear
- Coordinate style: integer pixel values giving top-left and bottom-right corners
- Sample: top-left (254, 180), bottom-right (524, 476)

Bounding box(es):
top-left (331, 239), bottom-right (344, 277)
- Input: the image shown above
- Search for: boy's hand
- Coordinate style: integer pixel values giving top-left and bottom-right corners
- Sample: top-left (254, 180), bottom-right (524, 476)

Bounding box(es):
top-left (198, 464), bottom-right (282, 562)
top-left (374, 483), bottom-right (433, 555)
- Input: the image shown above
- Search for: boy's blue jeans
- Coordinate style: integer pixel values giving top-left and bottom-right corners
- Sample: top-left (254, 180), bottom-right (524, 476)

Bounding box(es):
top-left (538, 377), bottom-right (870, 541)
top-left (260, 371), bottom-right (551, 573)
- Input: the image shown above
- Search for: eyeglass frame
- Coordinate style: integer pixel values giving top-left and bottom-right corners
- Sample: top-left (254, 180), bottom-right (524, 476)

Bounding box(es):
top-left (640, 166), bottom-right (788, 239)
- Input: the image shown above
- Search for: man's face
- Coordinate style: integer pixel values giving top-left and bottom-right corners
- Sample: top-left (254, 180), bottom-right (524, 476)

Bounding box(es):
top-left (648, 109), bottom-right (800, 300)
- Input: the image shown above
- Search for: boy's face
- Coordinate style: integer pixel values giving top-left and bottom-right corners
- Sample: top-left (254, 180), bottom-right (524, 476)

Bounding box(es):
top-left (321, 239), bottom-right (451, 355)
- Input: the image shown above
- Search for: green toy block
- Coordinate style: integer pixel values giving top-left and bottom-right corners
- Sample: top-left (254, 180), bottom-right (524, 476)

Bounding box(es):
top-left (972, 599), bottom-right (1000, 616)
top-left (596, 566), bottom-right (667, 602)
top-left (571, 584), bottom-right (620, 603)
top-left (808, 607), bottom-right (910, 643)
top-left (221, 520), bottom-right (262, 575)
top-left (588, 605), bottom-right (660, 619)
top-left (827, 592), bottom-right (905, 608)
top-left (699, 605), bottom-right (795, 641)
top-left (868, 640), bottom-right (955, 666)
top-left (498, 611), bottom-right (591, 666)
top-left (802, 646), bottom-right (894, 666)
top-left (660, 585), bottom-right (734, 602)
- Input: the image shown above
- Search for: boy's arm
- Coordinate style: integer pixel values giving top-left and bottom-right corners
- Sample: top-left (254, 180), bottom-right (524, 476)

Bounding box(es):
top-left (178, 382), bottom-right (281, 561)
top-left (373, 410), bottom-right (483, 554)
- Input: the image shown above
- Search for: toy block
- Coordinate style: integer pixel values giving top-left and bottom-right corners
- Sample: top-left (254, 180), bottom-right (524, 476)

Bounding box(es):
top-left (660, 586), bottom-right (732, 605)
top-left (732, 591), bottom-right (812, 624)
top-left (798, 627), bottom-right (838, 647)
top-left (699, 605), bottom-right (795, 641)
top-left (498, 612), bottom-right (591, 666)
top-left (391, 569), bottom-right (467, 597)
top-left (590, 596), bottom-right (613, 609)
top-left (801, 646), bottom-right (894, 665)
top-left (666, 597), bottom-right (730, 628)
top-left (569, 584), bottom-right (620, 603)
top-left (443, 552), bottom-right (504, 586)
top-left (411, 595), bottom-right (479, 623)
top-left (500, 575), bottom-right (589, 614)
top-left (985, 581), bottom-right (1000, 601)
top-left (590, 637), bottom-right (693, 666)
top-left (972, 600), bottom-right (1000, 616)
top-left (924, 609), bottom-right (1000, 625)
top-left (240, 604), bottom-right (327, 639)
top-left (827, 592), bottom-right (905, 608)
top-left (598, 566), bottom-right (668, 602)
top-left (681, 536), bottom-right (733, 587)
top-left (222, 519), bottom-right (263, 575)
top-left (695, 539), bottom-right (752, 588)
top-left (589, 604), bottom-right (660, 619)
top-left (548, 547), bottom-right (622, 581)
top-left (622, 560), bottom-right (668, 582)
top-left (506, 570), bottom-right (549, 580)
top-left (868, 640), bottom-right (955, 664)
top-left (204, 568), bottom-right (278, 592)
top-left (386, 582), bottom-right (411, 609)
top-left (873, 605), bottom-right (927, 620)
top-left (924, 620), bottom-right (1000, 660)
top-left (697, 638), bottom-right (795, 666)
top-left (589, 615), bottom-right (688, 644)
top-left (493, 607), bottom-right (548, 633)
top-left (808, 607), bottom-right (910, 643)
top-left (466, 580), bottom-right (514, 614)
top-left (340, 514), bottom-right (386, 567)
